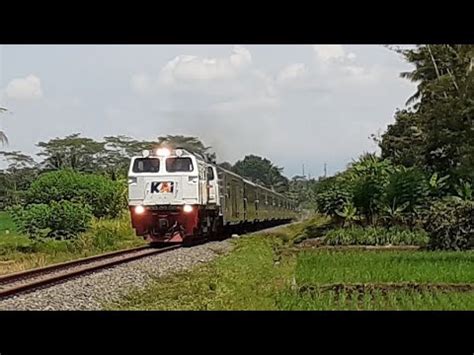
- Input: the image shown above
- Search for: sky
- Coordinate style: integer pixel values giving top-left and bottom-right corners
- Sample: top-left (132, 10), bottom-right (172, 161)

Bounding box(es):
top-left (0, 45), bottom-right (416, 178)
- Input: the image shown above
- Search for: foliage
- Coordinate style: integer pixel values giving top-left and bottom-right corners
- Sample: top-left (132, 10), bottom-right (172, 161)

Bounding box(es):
top-left (232, 154), bottom-right (289, 193)
top-left (287, 176), bottom-right (317, 209)
top-left (335, 201), bottom-right (359, 227)
top-left (346, 153), bottom-right (394, 224)
top-left (424, 197), bottom-right (474, 250)
top-left (381, 45), bottom-right (474, 182)
top-left (323, 226), bottom-right (429, 246)
top-left (379, 109), bottom-right (424, 167)
top-left (9, 201), bottom-right (92, 239)
top-left (314, 175), bottom-right (352, 217)
top-left (381, 166), bottom-right (430, 226)
top-left (25, 170), bottom-right (125, 218)
top-left (0, 213), bottom-right (144, 275)
top-left (0, 151), bottom-right (39, 207)
top-left (455, 179), bottom-right (473, 201)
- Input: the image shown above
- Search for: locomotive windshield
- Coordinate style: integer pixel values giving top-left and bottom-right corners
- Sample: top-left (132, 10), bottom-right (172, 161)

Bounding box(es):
top-left (132, 158), bottom-right (160, 173)
top-left (166, 157), bottom-right (194, 172)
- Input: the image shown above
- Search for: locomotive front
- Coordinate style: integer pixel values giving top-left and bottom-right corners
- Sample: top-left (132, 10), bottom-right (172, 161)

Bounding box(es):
top-left (128, 148), bottom-right (202, 243)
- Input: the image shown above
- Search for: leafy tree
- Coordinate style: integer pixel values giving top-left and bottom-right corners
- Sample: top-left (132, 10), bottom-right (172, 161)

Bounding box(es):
top-left (37, 133), bottom-right (106, 172)
top-left (232, 154), bottom-right (289, 193)
top-left (381, 45), bottom-right (474, 183)
top-left (0, 151), bottom-right (39, 206)
top-left (346, 153), bottom-right (394, 225)
top-left (218, 161), bottom-right (233, 171)
top-left (99, 135), bottom-right (154, 179)
top-left (26, 170), bottom-right (125, 218)
top-left (379, 109), bottom-right (424, 167)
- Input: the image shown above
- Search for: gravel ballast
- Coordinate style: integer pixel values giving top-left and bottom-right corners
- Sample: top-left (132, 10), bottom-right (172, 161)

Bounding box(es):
top-left (0, 240), bottom-right (233, 310)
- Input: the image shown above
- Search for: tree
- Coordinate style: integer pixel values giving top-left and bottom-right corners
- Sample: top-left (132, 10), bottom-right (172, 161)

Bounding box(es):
top-left (381, 45), bottom-right (474, 183)
top-left (379, 109), bottom-right (424, 167)
top-left (218, 161), bottom-right (233, 171)
top-left (0, 151), bottom-right (39, 206)
top-left (99, 135), bottom-right (155, 180)
top-left (37, 133), bottom-right (106, 172)
top-left (156, 135), bottom-right (216, 163)
top-left (232, 154), bottom-right (289, 193)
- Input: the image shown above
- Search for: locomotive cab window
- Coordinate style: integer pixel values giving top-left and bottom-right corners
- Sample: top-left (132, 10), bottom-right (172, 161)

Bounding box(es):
top-left (132, 158), bottom-right (160, 173)
top-left (166, 157), bottom-right (194, 172)
top-left (207, 167), bottom-right (215, 180)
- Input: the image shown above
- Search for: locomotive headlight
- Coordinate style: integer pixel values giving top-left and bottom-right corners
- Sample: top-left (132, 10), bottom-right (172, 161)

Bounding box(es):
top-left (156, 148), bottom-right (171, 157)
top-left (175, 149), bottom-right (183, 157)
top-left (183, 204), bottom-right (193, 213)
top-left (134, 205), bottom-right (145, 215)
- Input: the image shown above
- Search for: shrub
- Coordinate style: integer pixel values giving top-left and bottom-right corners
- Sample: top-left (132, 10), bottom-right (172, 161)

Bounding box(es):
top-left (381, 167), bottom-right (429, 227)
top-left (314, 177), bottom-right (352, 217)
top-left (73, 213), bottom-right (139, 252)
top-left (9, 201), bottom-right (92, 239)
top-left (324, 226), bottom-right (429, 246)
top-left (424, 197), bottom-right (474, 250)
top-left (26, 170), bottom-right (126, 218)
top-left (347, 154), bottom-right (394, 224)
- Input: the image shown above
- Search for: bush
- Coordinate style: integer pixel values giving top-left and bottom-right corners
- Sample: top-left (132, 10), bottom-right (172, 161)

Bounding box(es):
top-left (9, 201), bottom-right (93, 239)
top-left (347, 154), bottom-right (394, 224)
top-left (26, 170), bottom-right (126, 218)
top-left (424, 197), bottom-right (474, 250)
top-left (73, 213), bottom-right (140, 253)
top-left (324, 226), bottom-right (429, 246)
top-left (314, 177), bottom-right (352, 217)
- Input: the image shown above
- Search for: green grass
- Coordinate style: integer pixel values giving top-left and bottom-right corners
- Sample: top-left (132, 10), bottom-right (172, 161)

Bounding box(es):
top-left (106, 235), bottom-right (295, 310)
top-left (0, 211), bottom-right (145, 275)
top-left (0, 211), bottom-right (18, 233)
top-left (323, 226), bottom-right (429, 246)
top-left (106, 217), bottom-right (474, 310)
top-left (277, 289), bottom-right (474, 310)
top-left (295, 250), bottom-right (474, 284)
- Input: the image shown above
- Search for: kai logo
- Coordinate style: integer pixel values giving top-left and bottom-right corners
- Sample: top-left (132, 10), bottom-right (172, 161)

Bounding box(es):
top-left (151, 181), bottom-right (174, 193)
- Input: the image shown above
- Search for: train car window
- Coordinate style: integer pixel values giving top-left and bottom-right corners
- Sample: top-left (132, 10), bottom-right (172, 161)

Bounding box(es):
top-left (207, 167), bottom-right (215, 180)
top-left (132, 158), bottom-right (160, 173)
top-left (166, 157), bottom-right (194, 172)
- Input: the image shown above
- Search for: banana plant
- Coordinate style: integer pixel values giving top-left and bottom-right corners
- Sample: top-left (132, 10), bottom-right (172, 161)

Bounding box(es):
top-left (382, 199), bottom-right (410, 227)
top-left (455, 179), bottom-right (473, 201)
top-left (335, 201), bottom-right (359, 227)
top-left (428, 172), bottom-right (450, 196)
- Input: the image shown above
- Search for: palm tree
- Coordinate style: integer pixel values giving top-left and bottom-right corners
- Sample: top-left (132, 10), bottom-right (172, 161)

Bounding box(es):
top-left (0, 107), bottom-right (8, 146)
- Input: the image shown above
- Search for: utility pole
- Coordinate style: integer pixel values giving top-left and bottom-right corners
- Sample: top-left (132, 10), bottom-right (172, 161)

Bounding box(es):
top-left (324, 163), bottom-right (327, 177)
top-left (302, 164), bottom-right (305, 179)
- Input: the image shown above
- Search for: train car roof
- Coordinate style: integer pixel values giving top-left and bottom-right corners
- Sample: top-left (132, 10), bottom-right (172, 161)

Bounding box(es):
top-left (216, 165), bottom-right (289, 200)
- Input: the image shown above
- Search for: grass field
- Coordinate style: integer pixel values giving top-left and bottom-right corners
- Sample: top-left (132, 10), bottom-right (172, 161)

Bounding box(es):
top-left (295, 250), bottom-right (474, 284)
top-left (0, 211), bottom-right (145, 275)
top-left (107, 219), bottom-right (474, 310)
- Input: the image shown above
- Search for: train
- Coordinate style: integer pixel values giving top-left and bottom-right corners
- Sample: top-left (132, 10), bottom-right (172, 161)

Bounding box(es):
top-left (127, 147), bottom-right (298, 244)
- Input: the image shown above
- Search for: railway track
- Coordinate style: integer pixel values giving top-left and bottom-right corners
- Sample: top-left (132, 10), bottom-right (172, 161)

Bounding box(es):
top-left (0, 244), bottom-right (181, 299)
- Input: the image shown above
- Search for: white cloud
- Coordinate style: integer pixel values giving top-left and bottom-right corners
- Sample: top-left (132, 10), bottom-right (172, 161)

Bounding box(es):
top-left (5, 74), bottom-right (43, 100)
top-left (313, 45), bottom-right (346, 62)
top-left (277, 63), bottom-right (307, 84)
top-left (158, 45), bottom-right (252, 85)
